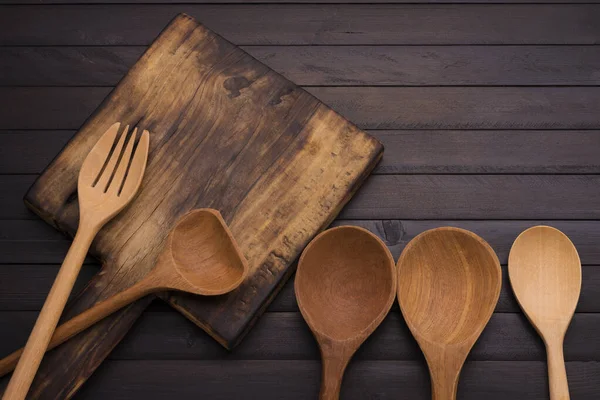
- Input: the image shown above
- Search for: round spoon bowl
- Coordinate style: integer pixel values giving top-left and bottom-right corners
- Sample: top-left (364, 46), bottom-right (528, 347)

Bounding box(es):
top-left (295, 226), bottom-right (396, 341)
top-left (398, 227), bottom-right (501, 346)
top-left (508, 225), bottom-right (582, 400)
top-left (509, 225), bottom-right (581, 329)
top-left (171, 209), bottom-right (248, 295)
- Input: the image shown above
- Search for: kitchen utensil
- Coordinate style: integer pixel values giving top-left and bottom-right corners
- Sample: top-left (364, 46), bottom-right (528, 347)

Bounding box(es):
top-left (0, 209), bottom-right (248, 377)
top-left (295, 226), bottom-right (396, 400)
top-left (397, 227), bottom-right (501, 400)
top-left (22, 13), bottom-right (382, 398)
top-left (3, 122), bottom-right (149, 400)
top-left (509, 225), bottom-right (581, 400)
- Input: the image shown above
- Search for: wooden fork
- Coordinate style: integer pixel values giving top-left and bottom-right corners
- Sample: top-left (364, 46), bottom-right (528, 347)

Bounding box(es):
top-left (2, 123), bottom-right (150, 400)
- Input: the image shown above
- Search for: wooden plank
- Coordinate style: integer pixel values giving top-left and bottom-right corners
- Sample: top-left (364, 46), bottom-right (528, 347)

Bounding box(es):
top-left (4, 130), bottom-right (600, 175)
top-left (340, 175), bottom-right (600, 219)
top-left (311, 87), bottom-right (600, 130)
top-left (6, 174), bottom-right (600, 220)
top-left (1, 360), bottom-right (591, 399)
top-left (1, 5), bottom-right (600, 45)
top-left (2, 0), bottom-right (599, 4)
top-left (4, 219), bottom-right (600, 264)
top-left (374, 130), bottom-right (600, 174)
top-left (0, 265), bottom-right (99, 310)
top-left (1, 263), bottom-right (600, 313)
top-left (4, 46), bottom-right (600, 87)
top-left (0, 175), bottom-right (37, 219)
top-left (3, 87), bottom-right (600, 130)
top-left (0, 131), bottom-right (73, 174)
top-left (1, 312), bottom-right (599, 362)
top-left (6, 218), bottom-right (600, 262)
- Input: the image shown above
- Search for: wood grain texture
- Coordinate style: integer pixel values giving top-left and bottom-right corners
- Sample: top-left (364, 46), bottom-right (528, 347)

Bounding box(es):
top-left (295, 227), bottom-right (396, 399)
top-left (19, 13), bottom-right (382, 399)
top-left (8, 175), bottom-right (600, 220)
top-left (4, 46), bottom-right (600, 87)
top-left (2, 312), bottom-right (600, 362)
top-left (2, 123), bottom-right (149, 400)
top-left (0, 210), bottom-right (249, 379)
top-left (5, 219), bottom-right (600, 265)
top-left (4, 87), bottom-right (600, 130)
top-left (3, 0), bottom-right (599, 3)
top-left (3, 130), bottom-right (600, 175)
top-left (397, 228), bottom-right (501, 400)
top-left (2, 263), bottom-right (600, 314)
top-left (509, 226), bottom-right (582, 400)
top-left (1, 5), bottom-right (600, 45)
top-left (35, 360), bottom-right (600, 399)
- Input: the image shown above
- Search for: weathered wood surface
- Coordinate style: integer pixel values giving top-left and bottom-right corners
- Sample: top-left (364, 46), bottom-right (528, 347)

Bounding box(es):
top-left (2, 1), bottom-right (600, 399)
top-left (3, 0), bottom-right (599, 3)
top-left (3, 130), bottom-right (600, 174)
top-left (4, 46), bottom-right (600, 87)
top-left (11, 13), bottom-right (382, 398)
top-left (5, 219), bottom-right (600, 265)
top-left (2, 312), bottom-right (600, 362)
top-left (9, 175), bottom-right (600, 220)
top-left (2, 5), bottom-right (600, 45)
top-left (70, 360), bottom-right (600, 399)
top-left (5, 87), bottom-right (600, 129)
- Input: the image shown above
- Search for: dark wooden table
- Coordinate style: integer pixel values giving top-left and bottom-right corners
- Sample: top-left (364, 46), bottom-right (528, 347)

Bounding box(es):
top-left (1, 1), bottom-right (600, 399)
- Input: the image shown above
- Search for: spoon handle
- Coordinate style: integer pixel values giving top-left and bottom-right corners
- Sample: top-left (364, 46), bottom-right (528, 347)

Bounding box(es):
top-left (319, 355), bottom-right (348, 400)
top-left (431, 374), bottom-right (458, 400)
top-left (2, 225), bottom-right (97, 400)
top-left (0, 277), bottom-right (156, 378)
top-left (547, 339), bottom-right (570, 400)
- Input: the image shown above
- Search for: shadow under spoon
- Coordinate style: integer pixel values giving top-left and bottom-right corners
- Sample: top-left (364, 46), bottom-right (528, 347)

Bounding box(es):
top-left (295, 226), bottom-right (397, 400)
top-left (0, 208), bottom-right (248, 377)
top-left (397, 227), bottom-right (502, 400)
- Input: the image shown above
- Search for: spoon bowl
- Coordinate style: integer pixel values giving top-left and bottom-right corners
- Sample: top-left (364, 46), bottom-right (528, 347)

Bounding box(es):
top-left (295, 226), bottom-right (396, 400)
top-left (397, 227), bottom-right (501, 400)
top-left (0, 208), bottom-right (249, 377)
top-left (169, 209), bottom-right (247, 295)
top-left (509, 225), bottom-right (581, 400)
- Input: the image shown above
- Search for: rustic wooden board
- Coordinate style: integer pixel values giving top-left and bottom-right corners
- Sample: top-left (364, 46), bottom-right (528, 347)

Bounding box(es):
top-left (19, 13), bottom-right (382, 398)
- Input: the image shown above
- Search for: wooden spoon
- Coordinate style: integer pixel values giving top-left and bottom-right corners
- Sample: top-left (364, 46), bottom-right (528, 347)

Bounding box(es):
top-left (0, 208), bottom-right (248, 377)
top-left (295, 226), bottom-right (396, 400)
top-left (397, 227), bottom-right (502, 400)
top-left (509, 226), bottom-right (581, 400)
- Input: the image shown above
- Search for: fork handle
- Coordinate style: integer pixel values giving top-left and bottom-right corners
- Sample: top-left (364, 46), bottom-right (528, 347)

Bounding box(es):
top-left (2, 224), bottom-right (97, 400)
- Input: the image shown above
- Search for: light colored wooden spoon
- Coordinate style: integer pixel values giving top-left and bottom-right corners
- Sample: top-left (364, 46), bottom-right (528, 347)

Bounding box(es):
top-left (397, 227), bottom-right (502, 400)
top-left (295, 226), bottom-right (396, 400)
top-left (0, 208), bottom-right (248, 378)
top-left (3, 123), bottom-right (149, 400)
top-left (509, 225), bottom-right (581, 400)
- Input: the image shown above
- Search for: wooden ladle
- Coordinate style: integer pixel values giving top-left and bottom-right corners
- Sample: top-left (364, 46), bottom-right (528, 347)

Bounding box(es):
top-left (397, 227), bottom-right (502, 400)
top-left (295, 226), bottom-right (396, 400)
top-left (509, 226), bottom-right (581, 400)
top-left (0, 208), bottom-right (248, 377)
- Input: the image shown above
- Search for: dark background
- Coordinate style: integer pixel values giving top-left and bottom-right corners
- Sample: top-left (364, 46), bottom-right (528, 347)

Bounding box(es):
top-left (1, 1), bottom-right (600, 399)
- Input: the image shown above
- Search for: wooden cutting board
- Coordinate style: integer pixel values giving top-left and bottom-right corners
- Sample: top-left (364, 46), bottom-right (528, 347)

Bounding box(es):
top-left (19, 13), bottom-right (382, 398)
